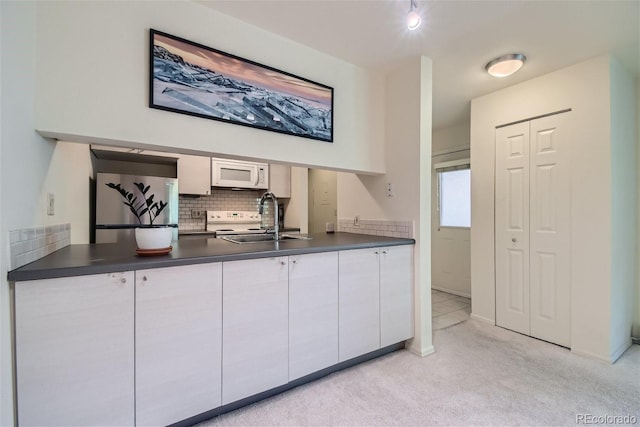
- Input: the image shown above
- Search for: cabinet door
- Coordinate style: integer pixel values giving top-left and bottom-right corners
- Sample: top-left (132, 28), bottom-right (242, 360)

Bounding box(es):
top-left (380, 245), bottom-right (414, 347)
top-left (222, 257), bottom-right (288, 404)
top-left (269, 164), bottom-right (291, 198)
top-left (15, 272), bottom-right (134, 427)
top-left (289, 252), bottom-right (339, 380)
top-left (135, 264), bottom-right (222, 426)
top-left (338, 248), bottom-right (380, 361)
top-left (178, 154), bottom-right (211, 195)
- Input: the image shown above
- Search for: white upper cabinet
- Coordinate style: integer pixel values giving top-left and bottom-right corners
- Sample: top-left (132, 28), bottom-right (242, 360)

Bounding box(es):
top-left (178, 154), bottom-right (211, 195)
top-left (269, 164), bottom-right (291, 198)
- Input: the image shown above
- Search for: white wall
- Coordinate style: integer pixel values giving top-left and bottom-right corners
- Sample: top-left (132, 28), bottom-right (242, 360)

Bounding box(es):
top-left (338, 57), bottom-right (433, 356)
top-left (471, 55), bottom-right (636, 361)
top-left (286, 166), bottom-right (309, 234)
top-left (34, 1), bottom-right (386, 174)
top-left (636, 77), bottom-right (640, 340)
top-left (43, 142), bottom-right (93, 244)
top-left (609, 58), bottom-right (638, 357)
top-left (1, 2), bottom-right (393, 421)
top-left (308, 169), bottom-right (337, 234)
top-left (432, 121), bottom-right (470, 154)
top-left (1, 3), bottom-right (93, 424)
top-left (2, 4), bottom-right (45, 424)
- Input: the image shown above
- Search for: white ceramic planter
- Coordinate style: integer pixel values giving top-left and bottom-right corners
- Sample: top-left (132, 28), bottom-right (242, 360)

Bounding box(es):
top-left (135, 227), bottom-right (173, 250)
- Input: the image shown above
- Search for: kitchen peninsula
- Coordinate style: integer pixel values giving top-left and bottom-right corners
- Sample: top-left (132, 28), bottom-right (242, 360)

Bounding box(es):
top-left (9, 232), bottom-right (415, 427)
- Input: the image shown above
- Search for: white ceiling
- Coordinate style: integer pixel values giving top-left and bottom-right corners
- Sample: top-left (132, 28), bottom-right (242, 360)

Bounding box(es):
top-left (198, 0), bottom-right (639, 130)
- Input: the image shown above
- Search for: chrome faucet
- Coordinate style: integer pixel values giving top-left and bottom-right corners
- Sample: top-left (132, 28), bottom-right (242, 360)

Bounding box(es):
top-left (258, 191), bottom-right (279, 241)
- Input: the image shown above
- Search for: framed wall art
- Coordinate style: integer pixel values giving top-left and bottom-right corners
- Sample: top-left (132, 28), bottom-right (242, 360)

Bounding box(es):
top-left (149, 29), bottom-right (334, 142)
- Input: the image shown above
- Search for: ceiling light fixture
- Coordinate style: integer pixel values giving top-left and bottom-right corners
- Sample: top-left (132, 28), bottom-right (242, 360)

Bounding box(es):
top-left (485, 53), bottom-right (526, 77)
top-left (407, 0), bottom-right (421, 31)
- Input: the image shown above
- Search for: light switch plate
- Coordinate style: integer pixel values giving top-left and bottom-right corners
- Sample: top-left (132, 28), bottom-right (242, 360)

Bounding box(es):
top-left (47, 193), bottom-right (55, 215)
top-left (386, 182), bottom-right (394, 197)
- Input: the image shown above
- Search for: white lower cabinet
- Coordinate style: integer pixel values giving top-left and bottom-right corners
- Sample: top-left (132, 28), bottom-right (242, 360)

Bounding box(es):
top-left (222, 257), bottom-right (289, 404)
top-left (135, 264), bottom-right (222, 426)
top-left (380, 245), bottom-right (414, 347)
top-left (15, 272), bottom-right (135, 427)
top-left (338, 245), bottom-right (414, 361)
top-left (338, 248), bottom-right (381, 361)
top-left (289, 252), bottom-right (339, 380)
top-left (13, 244), bottom-right (413, 426)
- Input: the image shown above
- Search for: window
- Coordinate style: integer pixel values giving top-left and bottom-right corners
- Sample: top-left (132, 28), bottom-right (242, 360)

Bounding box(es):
top-left (437, 167), bottom-right (471, 228)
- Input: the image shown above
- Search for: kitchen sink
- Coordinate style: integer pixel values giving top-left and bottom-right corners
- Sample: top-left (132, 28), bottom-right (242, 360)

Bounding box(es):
top-left (222, 234), bottom-right (312, 244)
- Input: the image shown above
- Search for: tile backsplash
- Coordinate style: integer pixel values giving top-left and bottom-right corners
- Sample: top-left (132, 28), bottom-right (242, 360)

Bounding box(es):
top-left (337, 218), bottom-right (413, 239)
top-left (9, 224), bottom-right (71, 271)
top-left (179, 188), bottom-right (274, 232)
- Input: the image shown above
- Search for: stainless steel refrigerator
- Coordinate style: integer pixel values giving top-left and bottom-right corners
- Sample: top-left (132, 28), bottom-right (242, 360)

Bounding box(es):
top-left (95, 173), bottom-right (179, 244)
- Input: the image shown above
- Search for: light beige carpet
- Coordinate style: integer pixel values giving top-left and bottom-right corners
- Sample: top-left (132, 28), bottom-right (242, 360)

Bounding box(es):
top-left (199, 319), bottom-right (640, 426)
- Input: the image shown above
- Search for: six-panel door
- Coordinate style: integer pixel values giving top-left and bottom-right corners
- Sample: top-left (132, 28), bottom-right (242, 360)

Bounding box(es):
top-left (495, 121), bottom-right (531, 336)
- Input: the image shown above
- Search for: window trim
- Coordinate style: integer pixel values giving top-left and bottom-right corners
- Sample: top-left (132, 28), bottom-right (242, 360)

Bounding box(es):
top-left (436, 162), bottom-right (471, 229)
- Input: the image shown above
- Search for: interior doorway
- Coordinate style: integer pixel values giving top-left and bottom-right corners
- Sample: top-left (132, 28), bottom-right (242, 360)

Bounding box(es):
top-left (308, 169), bottom-right (337, 234)
top-left (431, 148), bottom-right (472, 330)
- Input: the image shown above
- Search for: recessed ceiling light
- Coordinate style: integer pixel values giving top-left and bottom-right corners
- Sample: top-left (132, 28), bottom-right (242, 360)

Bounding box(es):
top-left (485, 53), bottom-right (526, 78)
top-left (407, 0), bottom-right (421, 30)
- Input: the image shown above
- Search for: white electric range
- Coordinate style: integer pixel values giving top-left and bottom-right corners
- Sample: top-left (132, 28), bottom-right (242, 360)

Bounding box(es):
top-left (206, 210), bottom-right (266, 236)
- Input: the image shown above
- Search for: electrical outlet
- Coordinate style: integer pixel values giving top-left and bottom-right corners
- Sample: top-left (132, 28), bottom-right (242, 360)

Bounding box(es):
top-left (191, 210), bottom-right (204, 219)
top-left (354, 215), bottom-right (360, 226)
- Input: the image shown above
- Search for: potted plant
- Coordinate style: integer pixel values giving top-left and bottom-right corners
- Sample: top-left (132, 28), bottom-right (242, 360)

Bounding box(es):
top-left (105, 182), bottom-right (173, 251)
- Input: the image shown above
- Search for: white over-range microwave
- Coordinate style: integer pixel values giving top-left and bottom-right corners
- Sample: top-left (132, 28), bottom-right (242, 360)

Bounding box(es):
top-left (211, 158), bottom-right (269, 189)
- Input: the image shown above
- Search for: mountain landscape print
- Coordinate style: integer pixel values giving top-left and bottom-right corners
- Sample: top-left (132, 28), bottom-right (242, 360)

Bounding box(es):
top-left (150, 29), bottom-right (334, 142)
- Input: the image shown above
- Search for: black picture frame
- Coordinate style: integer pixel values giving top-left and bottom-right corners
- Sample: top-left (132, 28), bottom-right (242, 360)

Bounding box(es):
top-left (149, 29), bottom-right (334, 143)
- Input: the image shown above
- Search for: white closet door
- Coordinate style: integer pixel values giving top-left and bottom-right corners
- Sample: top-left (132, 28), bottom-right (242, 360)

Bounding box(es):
top-left (495, 121), bottom-right (531, 336)
top-left (529, 113), bottom-right (571, 347)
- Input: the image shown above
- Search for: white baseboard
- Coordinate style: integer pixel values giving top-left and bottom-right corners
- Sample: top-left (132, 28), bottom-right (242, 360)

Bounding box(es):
top-left (570, 342), bottom-right (632, 364)
top-left (610, 339), bottom-right (633, 363)
top-left (432, 286), bottom-right (471, 299)
top-left (408, 343), bottom-right (435, 357)
top-left (571, 348), bottom-right (614, 363)
top-left (469, 313), bottom-right (495, 325)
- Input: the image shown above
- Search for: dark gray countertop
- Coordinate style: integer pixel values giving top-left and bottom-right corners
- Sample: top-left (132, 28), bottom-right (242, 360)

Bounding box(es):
top-left (8, 232), bottom-right (414, 282)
